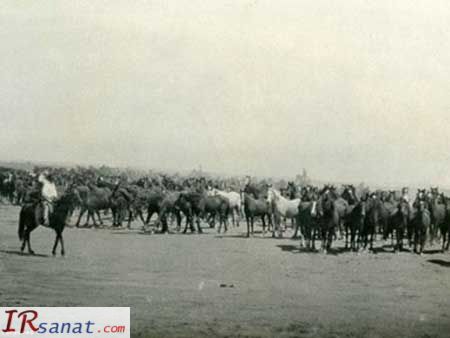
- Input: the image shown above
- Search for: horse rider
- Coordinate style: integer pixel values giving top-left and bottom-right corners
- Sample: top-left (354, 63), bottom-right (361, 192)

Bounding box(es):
top-left (38, 171), bottom-right (58, 226)
top-left (401, 187), bottom-right (410, 203)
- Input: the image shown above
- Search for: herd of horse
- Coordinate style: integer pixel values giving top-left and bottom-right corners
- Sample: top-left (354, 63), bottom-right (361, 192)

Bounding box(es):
top-left (1, 167), bottom-right (450, 257)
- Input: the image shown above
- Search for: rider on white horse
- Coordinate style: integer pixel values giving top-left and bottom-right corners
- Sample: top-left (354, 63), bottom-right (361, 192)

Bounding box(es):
top-left (38, 171), bottom-right (58, 226)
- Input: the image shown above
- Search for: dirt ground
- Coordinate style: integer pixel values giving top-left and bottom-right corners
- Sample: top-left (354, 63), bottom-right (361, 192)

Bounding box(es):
top-left (0, 204), bottom-right (449, 338)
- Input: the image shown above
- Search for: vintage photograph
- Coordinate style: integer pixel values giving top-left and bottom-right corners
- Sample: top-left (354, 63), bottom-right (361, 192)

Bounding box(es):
top-left (1, 1), bottom-right (449, 337)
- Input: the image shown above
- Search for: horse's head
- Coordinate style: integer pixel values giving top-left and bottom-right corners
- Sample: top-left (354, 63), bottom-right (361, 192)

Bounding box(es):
top-left (266, 188), bottom-right (276, 204)
top-left (398, 199), bottom-right (410, 217)
top-left (430, 187), bottom-right (439, 197)
top-left (418, 199), bottom-right (429, 213)
top-left (357, 199), bottom-right (367, 218)
top-left (55, 185), bottom-right (80, 210)
top-left (341, 186), bottom-right (356, 204)
top-left (417, 189), bottom-right (426, 200)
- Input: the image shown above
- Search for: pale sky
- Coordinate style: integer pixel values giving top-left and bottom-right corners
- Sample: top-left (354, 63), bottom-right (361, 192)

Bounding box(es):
top-left (1, 1), bottom-right (450, 186)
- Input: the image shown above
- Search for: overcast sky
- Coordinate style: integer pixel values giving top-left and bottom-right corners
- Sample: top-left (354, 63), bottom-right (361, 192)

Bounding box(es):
top-left (1, 1), bottom-right (450, 186)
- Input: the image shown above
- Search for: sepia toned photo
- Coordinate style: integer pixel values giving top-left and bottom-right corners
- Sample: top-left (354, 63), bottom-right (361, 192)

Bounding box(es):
top-left (1, 1), bottom-right (449, 337)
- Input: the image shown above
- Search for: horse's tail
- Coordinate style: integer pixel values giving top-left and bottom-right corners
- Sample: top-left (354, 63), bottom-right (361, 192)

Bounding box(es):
top-left (18, 208), bottom-right (26, 241)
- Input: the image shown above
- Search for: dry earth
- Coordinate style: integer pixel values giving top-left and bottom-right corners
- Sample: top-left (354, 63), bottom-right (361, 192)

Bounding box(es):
top-left (1, 204), bottom-right (449, 338)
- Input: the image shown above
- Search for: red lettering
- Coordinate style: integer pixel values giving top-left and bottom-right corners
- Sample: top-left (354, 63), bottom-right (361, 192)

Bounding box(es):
top-left (2, 310), bottom-right (18, 333)
top-left (18, 310), bottom-right (39, 333)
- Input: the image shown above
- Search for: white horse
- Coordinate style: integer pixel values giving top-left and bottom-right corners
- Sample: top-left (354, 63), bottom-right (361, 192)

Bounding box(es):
top-left (207, 188), bottom-right (242, 226)
top-left (267, 187), bottom-right (303, 241)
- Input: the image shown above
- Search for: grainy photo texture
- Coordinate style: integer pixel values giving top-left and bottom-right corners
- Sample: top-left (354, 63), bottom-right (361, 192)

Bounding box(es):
top-left (1, 1), bottom-right (450, 337)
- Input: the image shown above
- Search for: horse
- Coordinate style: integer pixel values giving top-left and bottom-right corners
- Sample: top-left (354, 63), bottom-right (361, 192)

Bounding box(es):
top-left (361, 194), bottom-right (380, 252)
top-left (198, 195), bottom-right (230, 233)
top-left (296, 196), bottom-right (318, 250)
top-left (74, 184), bottom-right (113, 227)
top-left (144, 187), bottom-right (166, 226)
top-left (378, 191), bottom-right (398, 244)
top-left (440, 197), bottom-right (450, 252)
top-left (428, 189), bottom-right (445, 245)
top-left (125, 185), bottom-right (152, 226)
top-left (316, 190), bottom-right (340, 253)
top-left (207, 188), bottom-right (241, 226)
top-left (155, 191), bottom-right (182, 233)
top-left (412, 199), bottom-right (430, 255)
top-left (109, 186), bottom-right (134, 227)
top-left (174, 190), bottom-right (203, 234)
top-left (267, 187), bottom-right (301, 239)
top-left (344, 199), bottom-right (366, 252)
top-left (391, 199), bottom-right (411, 252)
top-left (18, 186), bottom-right (79, 256)
top-left (241, 191), bottom-right (272, 237)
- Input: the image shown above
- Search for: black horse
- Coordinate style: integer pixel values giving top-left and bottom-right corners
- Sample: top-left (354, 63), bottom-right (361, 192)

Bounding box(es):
top-left (316, 187), bottom-right (342, 253)
top-left (18, 187), bottom-right (79, 256)
top-left (175, 191), bottom-right (203, 234)
top-left (361, 195), bottom-right (380, 252)
top-left (391, 200), bottom-right (410, 252)
top-left (241, 191), bottom-right (272, 237)
top-left (344, 199), bottom-right (366, 251)
top-left (412, 199), bottom-right (430, 255)
top-left (441, 197), bottom-right (450, 252)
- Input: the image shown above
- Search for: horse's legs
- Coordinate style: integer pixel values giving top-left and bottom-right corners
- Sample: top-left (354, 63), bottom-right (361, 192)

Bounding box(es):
top-left (246, 215), bottom-right (250, 237)
top-left (137, 210), bottom-right (146, 225)
top-left (292, 220), bottom-right (299, 239)
top-left (96, 210), bottom-right (103, 225)
top-left (91, 211), bottom-right (98, 227)
top-left (127, 209), bottom-right (133, 229)
top-left (395, 227), bottom-right (401, 252)
top-left (272, 214), bottom-right (278, 238)
top-left (52, 233), bottom-right (60, 256)
top-left (86, 210), bottom-right (92, 227)
top-left (26, 232), bottom-right (34, 255)
top-left (145, 208), bottom-right (152, 225)
top-left (76, 208), bottom-right (86, 227)
top-left (445, 230), bottom-right (450, 251)
top-left (326, 227), bottom-right (333, 252)
top-left (21, 235), bottom-right (26, 252)
top-left (369, 229), bottom-right (375, 251)
top-left (188, 213), bottom-right (196, 233)
top-left (196, 214), bottom-right (202, 233)
top-left (176, 212), bottom-right (182, 232)
top-left (60, 233), bottom-right (65, 256)
top-left (321, 227), bottom-right (326, 252)
top-left (420, 228), bottom-right (426, 255)
top-left (183, 213), bottom-right (190, 234)
top-left (345, 225), bottom-right (349, 249)
top-left (147, 210), bottom-right (155, 227)
top-left (222, 210), bottom-right (228, 233)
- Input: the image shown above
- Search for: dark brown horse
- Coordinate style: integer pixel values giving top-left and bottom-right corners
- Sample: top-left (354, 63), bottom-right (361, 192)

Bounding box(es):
top-left (74, 184), bottom-right (113, 227)
top-left (428, 189), bottom-right (446, 245)
top-left (18, 187), bottom-right (79, 256)
top-left (361, 194), bottom-right (380, 251)
top-left (155, 192), bottom-right (182, 233)
top-left (199, 195), bottom-right (230, 233)
top-left (344, 199), bottom-right (366, 252)
top-left (392, 200), bottom-right (411, 252)
top-left (316, 187), bottom-right (344, 253)
top-left (241, 191), bottom-right (272, 237)
top-left (441, 197), bottom-right (450, 252)
top-left (175, 190), bottom-right (203, 234)
top-left (412, 200), bottom-right (430, 255)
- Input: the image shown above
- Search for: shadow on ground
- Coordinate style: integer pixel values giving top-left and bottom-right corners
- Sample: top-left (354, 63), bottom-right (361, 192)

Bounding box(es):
top-left (427, 259), bottom-right (450, 268)
top-left (0, 249), bottom-right (49, 258)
